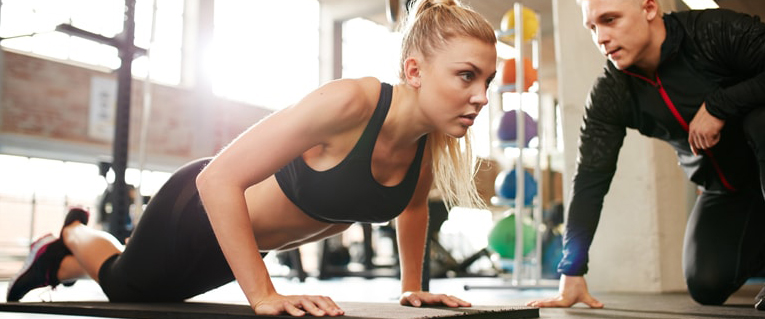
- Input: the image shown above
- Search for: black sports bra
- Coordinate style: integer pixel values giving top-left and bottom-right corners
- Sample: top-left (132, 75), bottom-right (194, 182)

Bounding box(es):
top-left (274, 82), bottom-right (427, 223)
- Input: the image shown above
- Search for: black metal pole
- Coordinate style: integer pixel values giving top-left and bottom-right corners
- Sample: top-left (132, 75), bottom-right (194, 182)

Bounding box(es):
top-left (109, 0), bottom-right (136, 244)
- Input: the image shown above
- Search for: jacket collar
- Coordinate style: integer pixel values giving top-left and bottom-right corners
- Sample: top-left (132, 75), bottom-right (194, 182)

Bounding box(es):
top-left (624, 14), bottom-right (684, 75)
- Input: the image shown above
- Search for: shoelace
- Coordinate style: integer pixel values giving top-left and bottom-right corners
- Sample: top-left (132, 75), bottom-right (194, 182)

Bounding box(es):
top-left (36, 285), bottom-right (56, 302)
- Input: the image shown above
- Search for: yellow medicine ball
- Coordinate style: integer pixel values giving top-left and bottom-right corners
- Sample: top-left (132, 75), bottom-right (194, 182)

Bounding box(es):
top-left (500, 7), bottom-right (539, 42)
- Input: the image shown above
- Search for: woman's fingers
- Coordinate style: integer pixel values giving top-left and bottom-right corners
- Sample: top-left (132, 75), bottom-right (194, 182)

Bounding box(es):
top-left (282, 301), bottom-right (307, 317)
top-left (304, 295), bottom-right (344, 316)
top-left (255, 294), bottom-right (344, 317)
top-left (401, 291), bottom-right (471, 308)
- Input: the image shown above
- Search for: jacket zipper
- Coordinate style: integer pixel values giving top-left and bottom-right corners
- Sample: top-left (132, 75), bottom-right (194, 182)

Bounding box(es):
top-left (622, 70), bottom-right (736, 192)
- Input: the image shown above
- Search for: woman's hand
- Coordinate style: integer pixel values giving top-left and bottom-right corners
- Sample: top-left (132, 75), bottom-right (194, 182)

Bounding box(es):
top-left (525, 275), bottom-right (603, 308)
top-left (399, 291), bottom-right (471, 308)
top-left (252, 293), bottom-right (345, 317)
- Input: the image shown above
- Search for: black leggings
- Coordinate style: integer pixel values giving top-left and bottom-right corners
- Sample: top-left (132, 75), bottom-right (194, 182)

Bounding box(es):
top-left (97, 157), bottom-right (238, 302)
top-left (683, 107), bottom-right (765, 305)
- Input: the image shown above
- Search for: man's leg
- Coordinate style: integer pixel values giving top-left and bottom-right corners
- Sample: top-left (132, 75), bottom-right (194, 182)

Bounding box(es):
top-left (683, 189), bottom-right (765, 305)
top-left (743, 107), bottom-right (765, 310)
top-left (743, 107), bottom-right (765, 200)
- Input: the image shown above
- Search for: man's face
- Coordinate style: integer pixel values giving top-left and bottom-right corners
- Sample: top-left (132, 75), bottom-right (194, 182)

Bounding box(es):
top-left (581, 0), bottom-right (653, 70)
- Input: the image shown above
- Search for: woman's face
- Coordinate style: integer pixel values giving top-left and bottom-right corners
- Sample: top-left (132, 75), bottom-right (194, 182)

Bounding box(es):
top-left (417, 36), bottom-right (497, 138)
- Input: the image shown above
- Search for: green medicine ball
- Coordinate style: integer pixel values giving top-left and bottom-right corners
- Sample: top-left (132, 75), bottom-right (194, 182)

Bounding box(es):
top-left (488, 213), bottom-right (536, 260)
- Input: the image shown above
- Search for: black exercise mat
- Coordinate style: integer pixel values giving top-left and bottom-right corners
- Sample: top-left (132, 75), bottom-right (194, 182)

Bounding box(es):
top-left (0, 301), bottom-right (538, 318)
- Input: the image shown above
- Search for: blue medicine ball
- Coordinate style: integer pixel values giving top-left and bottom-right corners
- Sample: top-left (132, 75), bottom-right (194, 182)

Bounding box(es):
top-left (494, 169), bottom-right (537, 206)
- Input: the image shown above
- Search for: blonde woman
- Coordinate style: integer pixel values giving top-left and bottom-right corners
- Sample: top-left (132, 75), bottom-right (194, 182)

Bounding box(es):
top-left (7, 0), bottom-right (498, 316)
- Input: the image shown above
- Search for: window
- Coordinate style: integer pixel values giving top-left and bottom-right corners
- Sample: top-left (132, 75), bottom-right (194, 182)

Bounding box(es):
top-left (0, 154), bottom-right (170, 247)
top-left (210, 0), bottom-right (320, 110)
top-left (132, 0), bottom-right (185, 84)
top-left (342, 17), bottom-right (401, 84)
top-left (0, 0), bottom-right (183, 85)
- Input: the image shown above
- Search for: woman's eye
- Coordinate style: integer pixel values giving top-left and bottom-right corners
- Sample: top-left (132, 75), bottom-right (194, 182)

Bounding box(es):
top-left (460, 72), bottom-right (475, 81)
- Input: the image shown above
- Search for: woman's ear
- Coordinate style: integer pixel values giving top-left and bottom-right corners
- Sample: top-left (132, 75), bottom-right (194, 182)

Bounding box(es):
top-left (403, 57), bottom-right (422, 88)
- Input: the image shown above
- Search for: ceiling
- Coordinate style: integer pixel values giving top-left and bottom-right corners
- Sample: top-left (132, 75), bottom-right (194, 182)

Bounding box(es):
top-left (319, 0), bottom-right (765, 98)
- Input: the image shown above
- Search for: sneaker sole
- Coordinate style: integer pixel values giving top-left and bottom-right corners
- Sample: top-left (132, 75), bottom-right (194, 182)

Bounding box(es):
top-left (6, 233), bottom-right (57, 301)
top-left (756, 298), bottom-right (764, 311)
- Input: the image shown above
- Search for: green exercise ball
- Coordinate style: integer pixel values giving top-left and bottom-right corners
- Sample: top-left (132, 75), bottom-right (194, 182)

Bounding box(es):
top-left (488, 213), bottom-right (536, 259)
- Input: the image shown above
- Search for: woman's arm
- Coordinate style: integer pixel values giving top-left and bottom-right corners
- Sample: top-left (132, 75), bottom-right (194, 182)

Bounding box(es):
top-left (396, 143), bottom-right (470, 308)
top-left (196, 78), bottom-right (377, 316)
top-left (396, 159), bottom-right (431, 294)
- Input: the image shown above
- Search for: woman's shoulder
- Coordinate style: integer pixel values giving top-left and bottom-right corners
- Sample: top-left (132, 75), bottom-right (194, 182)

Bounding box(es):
top-left (321, 77), bottom-right (382, 106)
top-left (308, 77), bottom-right (383, 123)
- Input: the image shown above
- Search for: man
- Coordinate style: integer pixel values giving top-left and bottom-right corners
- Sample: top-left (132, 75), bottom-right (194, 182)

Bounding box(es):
top-left (528, 0), bottom-right (765, 310)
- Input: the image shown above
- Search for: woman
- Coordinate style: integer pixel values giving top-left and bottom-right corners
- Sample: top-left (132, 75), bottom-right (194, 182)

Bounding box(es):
top-left (7, 0), bottom-right (498, 316)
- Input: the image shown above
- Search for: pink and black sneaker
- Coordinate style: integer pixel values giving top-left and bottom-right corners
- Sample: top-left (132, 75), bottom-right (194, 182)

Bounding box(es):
top-left (5, 234), bottom-right (68, 302)
top-left (6, 208), bottom-right (90, 301)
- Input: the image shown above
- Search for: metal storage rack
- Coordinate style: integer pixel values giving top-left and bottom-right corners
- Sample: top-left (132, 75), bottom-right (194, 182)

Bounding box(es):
top-left (466, 2), bottom-right (557, 290)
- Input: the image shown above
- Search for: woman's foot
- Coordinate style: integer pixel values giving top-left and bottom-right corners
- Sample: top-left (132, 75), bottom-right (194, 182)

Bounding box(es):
top-left (58, 208), bottom-right (90, 287)
top-left (5, 234), bottom-right (69, 302)
top-left (61, 207), bottom-right (90, 239)
top-left (6, 208), bottom-right (91, 301)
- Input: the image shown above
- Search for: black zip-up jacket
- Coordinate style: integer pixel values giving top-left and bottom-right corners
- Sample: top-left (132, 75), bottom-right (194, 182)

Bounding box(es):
top-left (559, 9), bottom-right (765, 276)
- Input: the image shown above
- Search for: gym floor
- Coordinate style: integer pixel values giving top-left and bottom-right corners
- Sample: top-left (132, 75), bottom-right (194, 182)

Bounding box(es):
top-left (1, 276), bottom-right (763, 318)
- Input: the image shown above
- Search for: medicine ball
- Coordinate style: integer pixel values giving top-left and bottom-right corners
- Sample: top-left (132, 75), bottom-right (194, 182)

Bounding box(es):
top-left (494, 169), bottom-right (537, 206)
top-left (501, 58), bottom-right (537, 92)
top-left (488, 212), bottom-right (536, 260)
top-left (500, 7), bottom-right (539, 42)
top-left (497, 109), bottom-right (538, 146)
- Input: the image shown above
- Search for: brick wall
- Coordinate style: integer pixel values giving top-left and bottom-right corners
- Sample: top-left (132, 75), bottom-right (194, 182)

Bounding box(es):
top-left (0, 50), bottom-right (272, 169)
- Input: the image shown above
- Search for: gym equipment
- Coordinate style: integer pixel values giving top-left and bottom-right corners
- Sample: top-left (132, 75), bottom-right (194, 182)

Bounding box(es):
top-left (274, 249), bottom-right (308, 282)
top-left (425, 201), bottom-right (498, 280)
top-left (500, 6), bottom-right (539, 42)
top-left (56, 1), bottom-right (142, 243)
top-left (541, 203), bottom-right (564, 280)
top-left (501, 58), bottom-right (537, 92)
top-left (109, 0), bottom-right (138, 245)
top-left (0, 301), bottom-right (539, 319)
top-left (497, 109), bottom-right (538, 146)
top-left (317, 224), bottom-right (400, 280)
top-left (134, 0), bottom-right (160, 223)
top-left (488, 213), bottom-right (536, 260)
top-left (386, 0), bottom-right (400, 23)
top-left (474, 2), bottom-right (551, 290)
top-left (494, 169), bottom-right (537, 206)
top-left (541, 231), bottom-right (563, 280)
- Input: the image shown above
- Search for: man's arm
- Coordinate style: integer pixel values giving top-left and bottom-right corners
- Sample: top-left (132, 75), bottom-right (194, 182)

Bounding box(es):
top-left (558, 70), bottom-right (629, 276)
top-left (691, 9), bottom-right (765, 120)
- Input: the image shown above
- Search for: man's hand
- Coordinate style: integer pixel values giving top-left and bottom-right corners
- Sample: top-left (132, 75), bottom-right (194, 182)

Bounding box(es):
top-left (400, 291), bottom-right (471, 308)
top-left (688, 103), bottom-right (725, 156)
top-left (252, 293), bottom-right (344, 317)
top-left (525, 275), bottom-right (603, 308)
